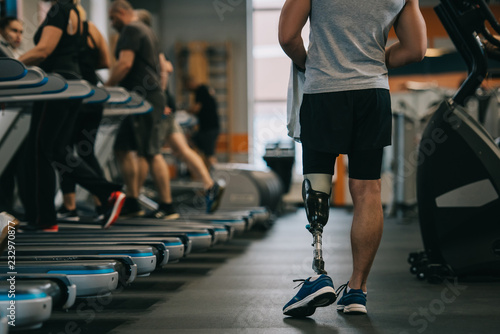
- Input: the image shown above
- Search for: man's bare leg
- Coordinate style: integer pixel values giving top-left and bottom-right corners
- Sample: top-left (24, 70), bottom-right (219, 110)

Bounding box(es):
top-left (168, 132), bottom-right (214, 190)
top-left (62, 193), bottom-right (76, 211)
top-left (148, 154), bottom-right (172, 204)
top-left (115, 150), bottom-right (140, 198)
top-left (348, 178), bottom-right (384, 292)
top-left (138, 156), bottom-right (149, 193)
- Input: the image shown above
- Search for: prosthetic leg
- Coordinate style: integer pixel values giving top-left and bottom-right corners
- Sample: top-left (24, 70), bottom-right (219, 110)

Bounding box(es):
top-left (303, 179), bottom-right (330, 275)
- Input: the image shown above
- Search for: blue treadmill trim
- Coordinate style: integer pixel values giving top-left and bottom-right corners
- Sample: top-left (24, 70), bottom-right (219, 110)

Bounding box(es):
top-left (164, 242), bottom-right (183, 246)
top-left (99, 252), bottom-right (154, 257)
top-left (0, 291), bottom-right (47, 301)
top-left (48, 269), bottom-right (115, 275)
top-left (0, 68), bottom-right (28, 82)
top-left (186, 232), bottom-right (211, 237)
top-left (11, 76), bottom-right (49, 89)
top-left (69, 89), bottom-right (95, 100)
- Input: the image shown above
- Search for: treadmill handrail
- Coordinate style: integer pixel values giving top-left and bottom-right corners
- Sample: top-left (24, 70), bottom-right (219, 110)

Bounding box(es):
top-left (0, 67), bottom-right (48, 89)
top-left (0, 57), bottom-right (27, 81)
top-left (0, 79), bottom-right (94, 103)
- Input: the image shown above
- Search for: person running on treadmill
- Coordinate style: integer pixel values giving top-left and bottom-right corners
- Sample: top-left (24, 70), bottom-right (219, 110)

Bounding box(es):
top-left (135, 8), bottom-right (225, 213)
top-left (0, 17), bottom-right (24, 215)
top-left (56, 4), bottom-right (115, 221)
top-left (106, 0), bottom-right (179, 219)
top-left (279, 0), bottom-right (426, 316)
top-left (18, 0), bottom-right (125, 231)
top-left (186, 76), bottom-right (221, 170)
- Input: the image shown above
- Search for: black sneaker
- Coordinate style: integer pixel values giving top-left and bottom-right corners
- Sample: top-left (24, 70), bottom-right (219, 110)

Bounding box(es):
top-left (119, 197), bottom-right (145, 217)
top-left (56, 206), bottom-right (80, 221)
top-left (205, 180), bottom-right (226, 213)
top-left (145, 203), bottom-right (179, 220)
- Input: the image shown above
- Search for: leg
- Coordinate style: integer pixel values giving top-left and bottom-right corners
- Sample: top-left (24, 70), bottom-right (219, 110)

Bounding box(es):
top-left (62, 193), bottom-right (77, 211)
top-left (138, 156), bottom-right (149, 191)
top-left (346, 148), bottom-right (385, 292)
top-left (168, 125), bottom-right (225, 213)
top-left (192, 129), bottom-right (219, 170)
top-left (302, 145), bottom-right (337, 274)
top-left (147, 154), bottom-right (173, 204)
top-left (283, 144), bottom-right (337, 317)
top-left (168, 132), bottom-right (214, 189)
top-left (20, 100), bottom-right (77, 227)
top-left (115, 150), bottom-right (141, 199)
top-left (348, 178), bottom-right (383, 292)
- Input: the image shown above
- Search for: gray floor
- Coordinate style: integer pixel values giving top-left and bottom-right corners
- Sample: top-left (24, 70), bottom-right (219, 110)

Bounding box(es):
top-left (37, 208), bottom-right (499, 334)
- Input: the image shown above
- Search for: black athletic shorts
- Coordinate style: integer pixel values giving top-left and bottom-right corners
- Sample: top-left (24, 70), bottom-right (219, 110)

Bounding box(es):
top-left (302, 146), bottom-right (384, 180)
top-left (114, 90), bottom-right (168, 157)
top-left (300, 88), bottom-right (392, 153)
top-left (300, 88), bottom-right (391, 180)
top-left (193, 129), bottom-right (219, 156)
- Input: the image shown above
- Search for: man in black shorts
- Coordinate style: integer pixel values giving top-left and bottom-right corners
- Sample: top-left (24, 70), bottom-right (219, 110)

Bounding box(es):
top-left (106, 0), bottom-right (178, 219)
top-left (279, 0), bottom-right (427, 316)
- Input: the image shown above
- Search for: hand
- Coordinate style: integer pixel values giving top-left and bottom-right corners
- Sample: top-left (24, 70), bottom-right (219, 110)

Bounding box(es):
top-left (164, 107), bottom-right (172, 116)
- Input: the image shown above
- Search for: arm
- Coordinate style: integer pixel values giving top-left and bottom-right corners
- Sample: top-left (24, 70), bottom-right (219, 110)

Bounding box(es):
top-left (385, 0), bottom-right (427, 69)
top-left (18, 26), bottom-right (62, 66)
top-left (105, 50), bottom-right (134, 86)
top-left (88, 22), bottom-right (111, 69)
top-left (159, 53), bottom-right (172, 91)
top-left (189, 102), bottom-right (202, 114)
top-left (278, 0), bottom-right (310, 70)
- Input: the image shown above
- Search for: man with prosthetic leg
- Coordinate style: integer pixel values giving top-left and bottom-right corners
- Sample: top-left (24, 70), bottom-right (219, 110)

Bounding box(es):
top-left (279, 0), bottom-right (427, 317)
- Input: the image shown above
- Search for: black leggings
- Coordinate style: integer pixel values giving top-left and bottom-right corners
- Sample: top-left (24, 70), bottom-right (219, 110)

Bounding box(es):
top-left (60, 104), bottom-right (105, 194)
top-left (18, 99), bottom-right (121, 227)
top-left (302, 146), bottom-right (384, 180)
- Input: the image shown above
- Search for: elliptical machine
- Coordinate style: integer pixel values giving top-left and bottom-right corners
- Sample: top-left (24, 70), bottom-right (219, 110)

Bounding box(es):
top-left (409, 0), bottom-right (500, 282)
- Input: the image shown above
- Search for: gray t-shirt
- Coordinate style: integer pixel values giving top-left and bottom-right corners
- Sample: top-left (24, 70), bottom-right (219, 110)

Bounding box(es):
top-left (115, 20), bottom-right (161, 93)
top-left (304, 0), bottom-right (406, 93)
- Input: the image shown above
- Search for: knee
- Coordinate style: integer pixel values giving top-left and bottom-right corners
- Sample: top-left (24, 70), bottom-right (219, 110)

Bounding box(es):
top-left (349, 179), bottom-right (381, 202)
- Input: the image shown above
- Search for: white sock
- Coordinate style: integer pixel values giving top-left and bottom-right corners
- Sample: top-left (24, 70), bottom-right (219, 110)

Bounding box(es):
top-left (347, 284), bottom-right (367, 295)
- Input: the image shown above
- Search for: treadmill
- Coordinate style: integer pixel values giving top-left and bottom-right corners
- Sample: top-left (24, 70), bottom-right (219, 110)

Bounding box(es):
top-left (0, 60), bottom-right (164, 330)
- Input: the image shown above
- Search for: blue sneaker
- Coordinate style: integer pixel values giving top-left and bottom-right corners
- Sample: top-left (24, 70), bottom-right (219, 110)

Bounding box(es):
top-left (283, 275), bottom-right (337, 317)
top-left (206, 180), bottom-right (225, 213)
top-left (336, 282), bottom-right (367, 314)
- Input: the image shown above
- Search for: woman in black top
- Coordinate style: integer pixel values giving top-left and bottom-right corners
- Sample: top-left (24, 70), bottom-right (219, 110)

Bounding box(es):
top-left (57, 5), bottom-right (113, 220)
top-left (18, 0), bottom-right (124, 231)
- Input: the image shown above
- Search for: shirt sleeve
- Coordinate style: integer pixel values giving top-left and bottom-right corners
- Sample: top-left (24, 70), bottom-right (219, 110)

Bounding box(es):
top-left (116, 25), bottom-right (142, 53)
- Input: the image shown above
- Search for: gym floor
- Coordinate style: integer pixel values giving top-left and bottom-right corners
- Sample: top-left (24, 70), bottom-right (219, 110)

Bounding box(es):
top-left (32, 208), bottom-right (499, 334)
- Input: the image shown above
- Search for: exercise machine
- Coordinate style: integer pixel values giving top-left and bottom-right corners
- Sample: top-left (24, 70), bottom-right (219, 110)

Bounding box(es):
top-left (409, 0), bottom-right (500, 282)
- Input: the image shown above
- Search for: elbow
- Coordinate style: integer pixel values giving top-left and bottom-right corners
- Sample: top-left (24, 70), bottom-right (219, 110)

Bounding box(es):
top-left (37, 48), bottom-right (51, 62)
top-left (278, 35), bottom-right (289, 50)
top-left (410, 49), bottom-right (426, 63)
top-left (415, 45), bottom-right (427, 62)
top-left (413, 35), bottom-right (428, 62)
top-left (415, 40), bottom-right (427, 62)
top-left (406, 43), bottom-right (427, 64)
top-left (278, 29), bottom-right (294, 50)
